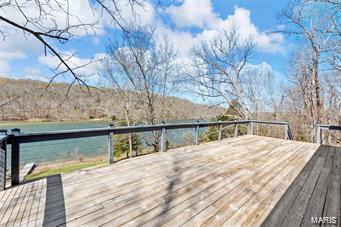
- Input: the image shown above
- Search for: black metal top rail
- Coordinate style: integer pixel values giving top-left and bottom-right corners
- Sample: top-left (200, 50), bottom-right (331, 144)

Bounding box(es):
top-left (2, 120), bottom-right (291, 144)
top-left (250, 120), bottom-right (289, 125)
top-left (5, 120), bottom-right (251, 144)
top-left (0, 135), bottom-right (8, 143)
top-left (316, 124), bottom-right (341, 145)
top-left (318, 125), bottom-right (341, 131)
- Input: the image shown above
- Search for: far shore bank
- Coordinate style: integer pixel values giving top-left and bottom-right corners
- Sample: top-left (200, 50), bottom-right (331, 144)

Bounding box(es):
top-left (0, 118), bottom-right (108, 124)
top-left (0, 117), bottom-right (203, 125)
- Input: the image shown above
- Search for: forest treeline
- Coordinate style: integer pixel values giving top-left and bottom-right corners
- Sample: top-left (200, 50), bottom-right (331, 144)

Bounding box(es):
top-left (0, 77), bottom-right (224, 122)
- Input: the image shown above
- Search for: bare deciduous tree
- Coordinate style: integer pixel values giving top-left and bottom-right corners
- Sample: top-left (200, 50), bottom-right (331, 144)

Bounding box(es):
top-left (188, 29), bottom-right (255, 119)
top-left (104, 25), bottom-right (178, 152)
top-left (100, 56), bottom-right (139, 157)
top-left (278, 0), bottom-right (341, 124)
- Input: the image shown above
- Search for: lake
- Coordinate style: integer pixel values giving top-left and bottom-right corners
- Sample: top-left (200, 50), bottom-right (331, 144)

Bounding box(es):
top-left (1, 120), bottom-right (207, 167)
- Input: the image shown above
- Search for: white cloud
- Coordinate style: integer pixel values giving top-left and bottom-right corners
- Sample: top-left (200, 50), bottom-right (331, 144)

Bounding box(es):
top-left (215, 6), bottom-right (284, 53)
top-left (22, 67), bottom-right (49, 81)
top-left (165, 0), bottom-right (219, 28)
top-left (154, 24), bottom-right (196, 57)
top-left (118, 1), bottom-right (154, 26)
top-left (38, 52), bottom-right (106, 84)
top-left (0, 26), bottom-right (45, 76)
top-left (0, 49), bottom-right (26, 76)
top-left (95, 0), bottom-right (155, 32)
top-left (243, 62), bottom-right (277, 73)
top-left (24, 67), bottom-right (41, 75)
top-left (163, 3), bottom-right (284, 54)
top-left (0, 60), bottom-right (11, 75)
top-left (0, 51), bottom-right (26, 60)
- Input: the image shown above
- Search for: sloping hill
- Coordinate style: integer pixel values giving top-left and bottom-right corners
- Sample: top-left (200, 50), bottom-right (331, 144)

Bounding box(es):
top-left (0, 77), bottom-right (224, 121)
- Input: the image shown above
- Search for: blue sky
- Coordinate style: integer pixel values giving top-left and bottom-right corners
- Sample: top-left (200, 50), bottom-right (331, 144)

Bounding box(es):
top-left (0, 0), bottom-right (295, 86)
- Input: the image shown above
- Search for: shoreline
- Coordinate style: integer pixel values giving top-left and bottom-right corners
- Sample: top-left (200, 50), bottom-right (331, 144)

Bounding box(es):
top-left (33, 153), bottom-right (108, 171)
top-left (0, 118), bottom-right (108, 124)
top-left (25, 153), bottom-right (112, 180)
top-left (0, 118), bottom-right (203, 124)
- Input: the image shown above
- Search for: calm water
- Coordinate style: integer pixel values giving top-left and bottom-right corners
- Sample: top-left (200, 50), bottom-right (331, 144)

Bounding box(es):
top-left (1, 120), bottom-right (207, 167)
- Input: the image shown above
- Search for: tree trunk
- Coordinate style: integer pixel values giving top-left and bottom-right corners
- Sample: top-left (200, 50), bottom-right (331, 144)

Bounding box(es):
top-left (312, 47), bottom-right (322, 124)
top-left (125, 105), bottom-right (133, 158)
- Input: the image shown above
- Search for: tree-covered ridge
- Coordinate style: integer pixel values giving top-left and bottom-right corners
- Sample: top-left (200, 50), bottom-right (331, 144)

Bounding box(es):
top-left (0, 77), bottom-right (224, 121)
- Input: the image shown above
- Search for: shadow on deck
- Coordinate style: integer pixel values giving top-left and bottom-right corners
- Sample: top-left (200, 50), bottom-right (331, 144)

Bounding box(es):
top-left (0, 135), bottom-right (339, 226)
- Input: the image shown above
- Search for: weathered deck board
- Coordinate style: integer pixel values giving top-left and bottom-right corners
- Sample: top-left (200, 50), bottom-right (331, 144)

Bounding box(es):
top-left (262, 145), bottom-right (341, 227)
top-left (0, 135), bottom-right (323, 226)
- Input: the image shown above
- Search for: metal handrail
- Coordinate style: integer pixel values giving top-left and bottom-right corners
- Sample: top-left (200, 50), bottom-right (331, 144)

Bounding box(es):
top-left (316, 124), bottom-right (341, 145)
top-left (251, 120), bottom-right (289, 126)
top-left (249, 120), bottom-right (293, 140)
top-left (0, 135), bottom-right (8, 143)
top-left (6, 120), bottom-right (250, 144)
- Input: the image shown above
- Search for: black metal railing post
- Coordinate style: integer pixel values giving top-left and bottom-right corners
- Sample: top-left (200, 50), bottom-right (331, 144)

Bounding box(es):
top-left (316, 124), bottom-right (322, 145)
top-left (0, 129), bottom-right (8, 191)
top-left (218, 121), bottom-right (222, 140)
top-left (234, 124), bottom-right (238, 137)
top-left (284, 123), bottom-right (288, 140)
top-left (108, 123), bottom-right (114, 164)
top-left (248, 121), bottom-right (254, 135)
top-left (11, 128), bottom-right (20, 186)
top-left (160, 121), bottom-right (166, 152)
top-left (195, 121), bottom-right (200, 145)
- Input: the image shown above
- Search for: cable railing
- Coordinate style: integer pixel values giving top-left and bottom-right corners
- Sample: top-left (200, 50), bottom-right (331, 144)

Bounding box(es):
top-left (0, 119), bottom-right (292, 189)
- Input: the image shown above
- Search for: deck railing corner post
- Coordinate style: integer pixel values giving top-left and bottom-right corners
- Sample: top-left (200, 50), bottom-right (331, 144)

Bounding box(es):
top-left (248, 120), bottom-right (254, 135)
top-left (195, 120), bottom-right (200, 145)
top-left (160, 121), bottom-right (166, 152)
top-left (234, 123), bottom-right (238, 137)
top-left (0, 129), bottom-right (8, 135)
top-left (11, 128), bottom-right (21, 186)
top-left (284, 123), bottom-right (289, 140)
top-left (108, 123), bottom-right (115, 164)
top-left (316, 124), bottom-right (322, 145)
top-left (0, 129), bottom-right (8, 191)
top-left (218, 121), bottom-right (222, 140)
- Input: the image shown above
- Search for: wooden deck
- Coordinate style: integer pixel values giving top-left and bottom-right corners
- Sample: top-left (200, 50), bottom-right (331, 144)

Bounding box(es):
top-left (262, 145), bottom-right (340, 227)
top-left (0, 135), bottom-right (335, 226)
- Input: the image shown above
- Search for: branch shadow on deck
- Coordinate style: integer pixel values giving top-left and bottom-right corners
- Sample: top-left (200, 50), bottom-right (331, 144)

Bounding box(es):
top-left (137, 152), bottom-right (184, 226)
top-left (42, 174), bottom-right (66, 226)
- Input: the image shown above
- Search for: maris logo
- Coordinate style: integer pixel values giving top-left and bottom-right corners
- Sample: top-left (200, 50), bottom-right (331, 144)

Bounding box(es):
top-left (311, 217), bottom-right (338, 225)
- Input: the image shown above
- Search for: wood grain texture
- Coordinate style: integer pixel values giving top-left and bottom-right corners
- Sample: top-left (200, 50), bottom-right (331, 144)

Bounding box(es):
top-left (0, 135), bottom-right (322, 226)
top-left (262, 145), bottom-right (341, 227)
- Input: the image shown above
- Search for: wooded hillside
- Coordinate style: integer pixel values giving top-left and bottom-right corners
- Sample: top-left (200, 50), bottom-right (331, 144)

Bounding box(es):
top-left (0, 77), bottom-right (224, 121)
